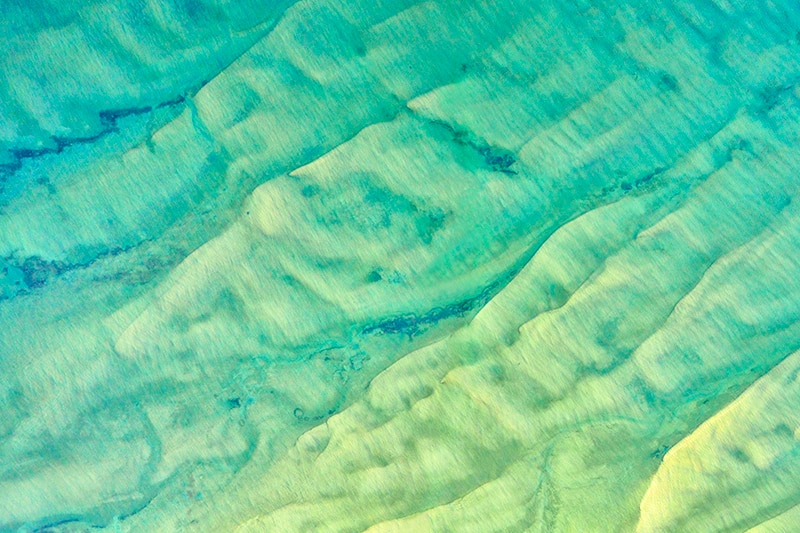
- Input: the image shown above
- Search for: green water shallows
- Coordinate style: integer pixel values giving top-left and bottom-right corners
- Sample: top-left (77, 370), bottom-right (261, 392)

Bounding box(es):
top-left (2, 0), bottom-right (800, 531)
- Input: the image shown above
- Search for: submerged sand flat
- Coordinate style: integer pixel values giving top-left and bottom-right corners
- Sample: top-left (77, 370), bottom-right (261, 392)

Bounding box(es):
top-left (2, 0), bottom-right (800, 531)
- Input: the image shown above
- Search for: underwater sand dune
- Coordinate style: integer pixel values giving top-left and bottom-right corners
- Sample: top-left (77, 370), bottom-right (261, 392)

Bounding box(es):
top-left (2, 0), bottom-right (800, 531)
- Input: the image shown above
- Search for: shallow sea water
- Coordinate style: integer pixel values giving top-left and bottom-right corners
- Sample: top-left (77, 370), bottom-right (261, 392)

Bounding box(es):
top-left (2, 1), bottom-right (800, 531)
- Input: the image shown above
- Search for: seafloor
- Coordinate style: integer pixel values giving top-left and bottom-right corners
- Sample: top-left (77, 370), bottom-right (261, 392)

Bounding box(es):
top-left (2, 1), bottom-right (800, 531)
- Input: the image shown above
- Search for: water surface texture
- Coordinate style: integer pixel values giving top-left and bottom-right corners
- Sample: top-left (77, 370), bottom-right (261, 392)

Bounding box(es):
top-left (2, 0), bottom-right (800, 531)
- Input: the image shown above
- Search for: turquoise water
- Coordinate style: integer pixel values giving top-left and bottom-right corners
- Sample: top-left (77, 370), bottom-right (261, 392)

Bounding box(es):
top-left (2, 0), bottom-right (800, 531)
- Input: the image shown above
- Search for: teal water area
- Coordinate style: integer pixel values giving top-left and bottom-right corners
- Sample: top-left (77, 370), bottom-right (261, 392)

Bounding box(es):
top-left (2, 0), bottom-right (800, 531)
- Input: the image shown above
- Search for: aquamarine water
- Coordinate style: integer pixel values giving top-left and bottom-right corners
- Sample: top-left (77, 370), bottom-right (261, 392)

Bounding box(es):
top-left (2, 0), bottom-right (800, 531)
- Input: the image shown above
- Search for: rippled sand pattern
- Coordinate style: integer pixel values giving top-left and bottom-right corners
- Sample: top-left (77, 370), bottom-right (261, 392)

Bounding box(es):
top-left (2, 1), bottom-right (800, 531)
